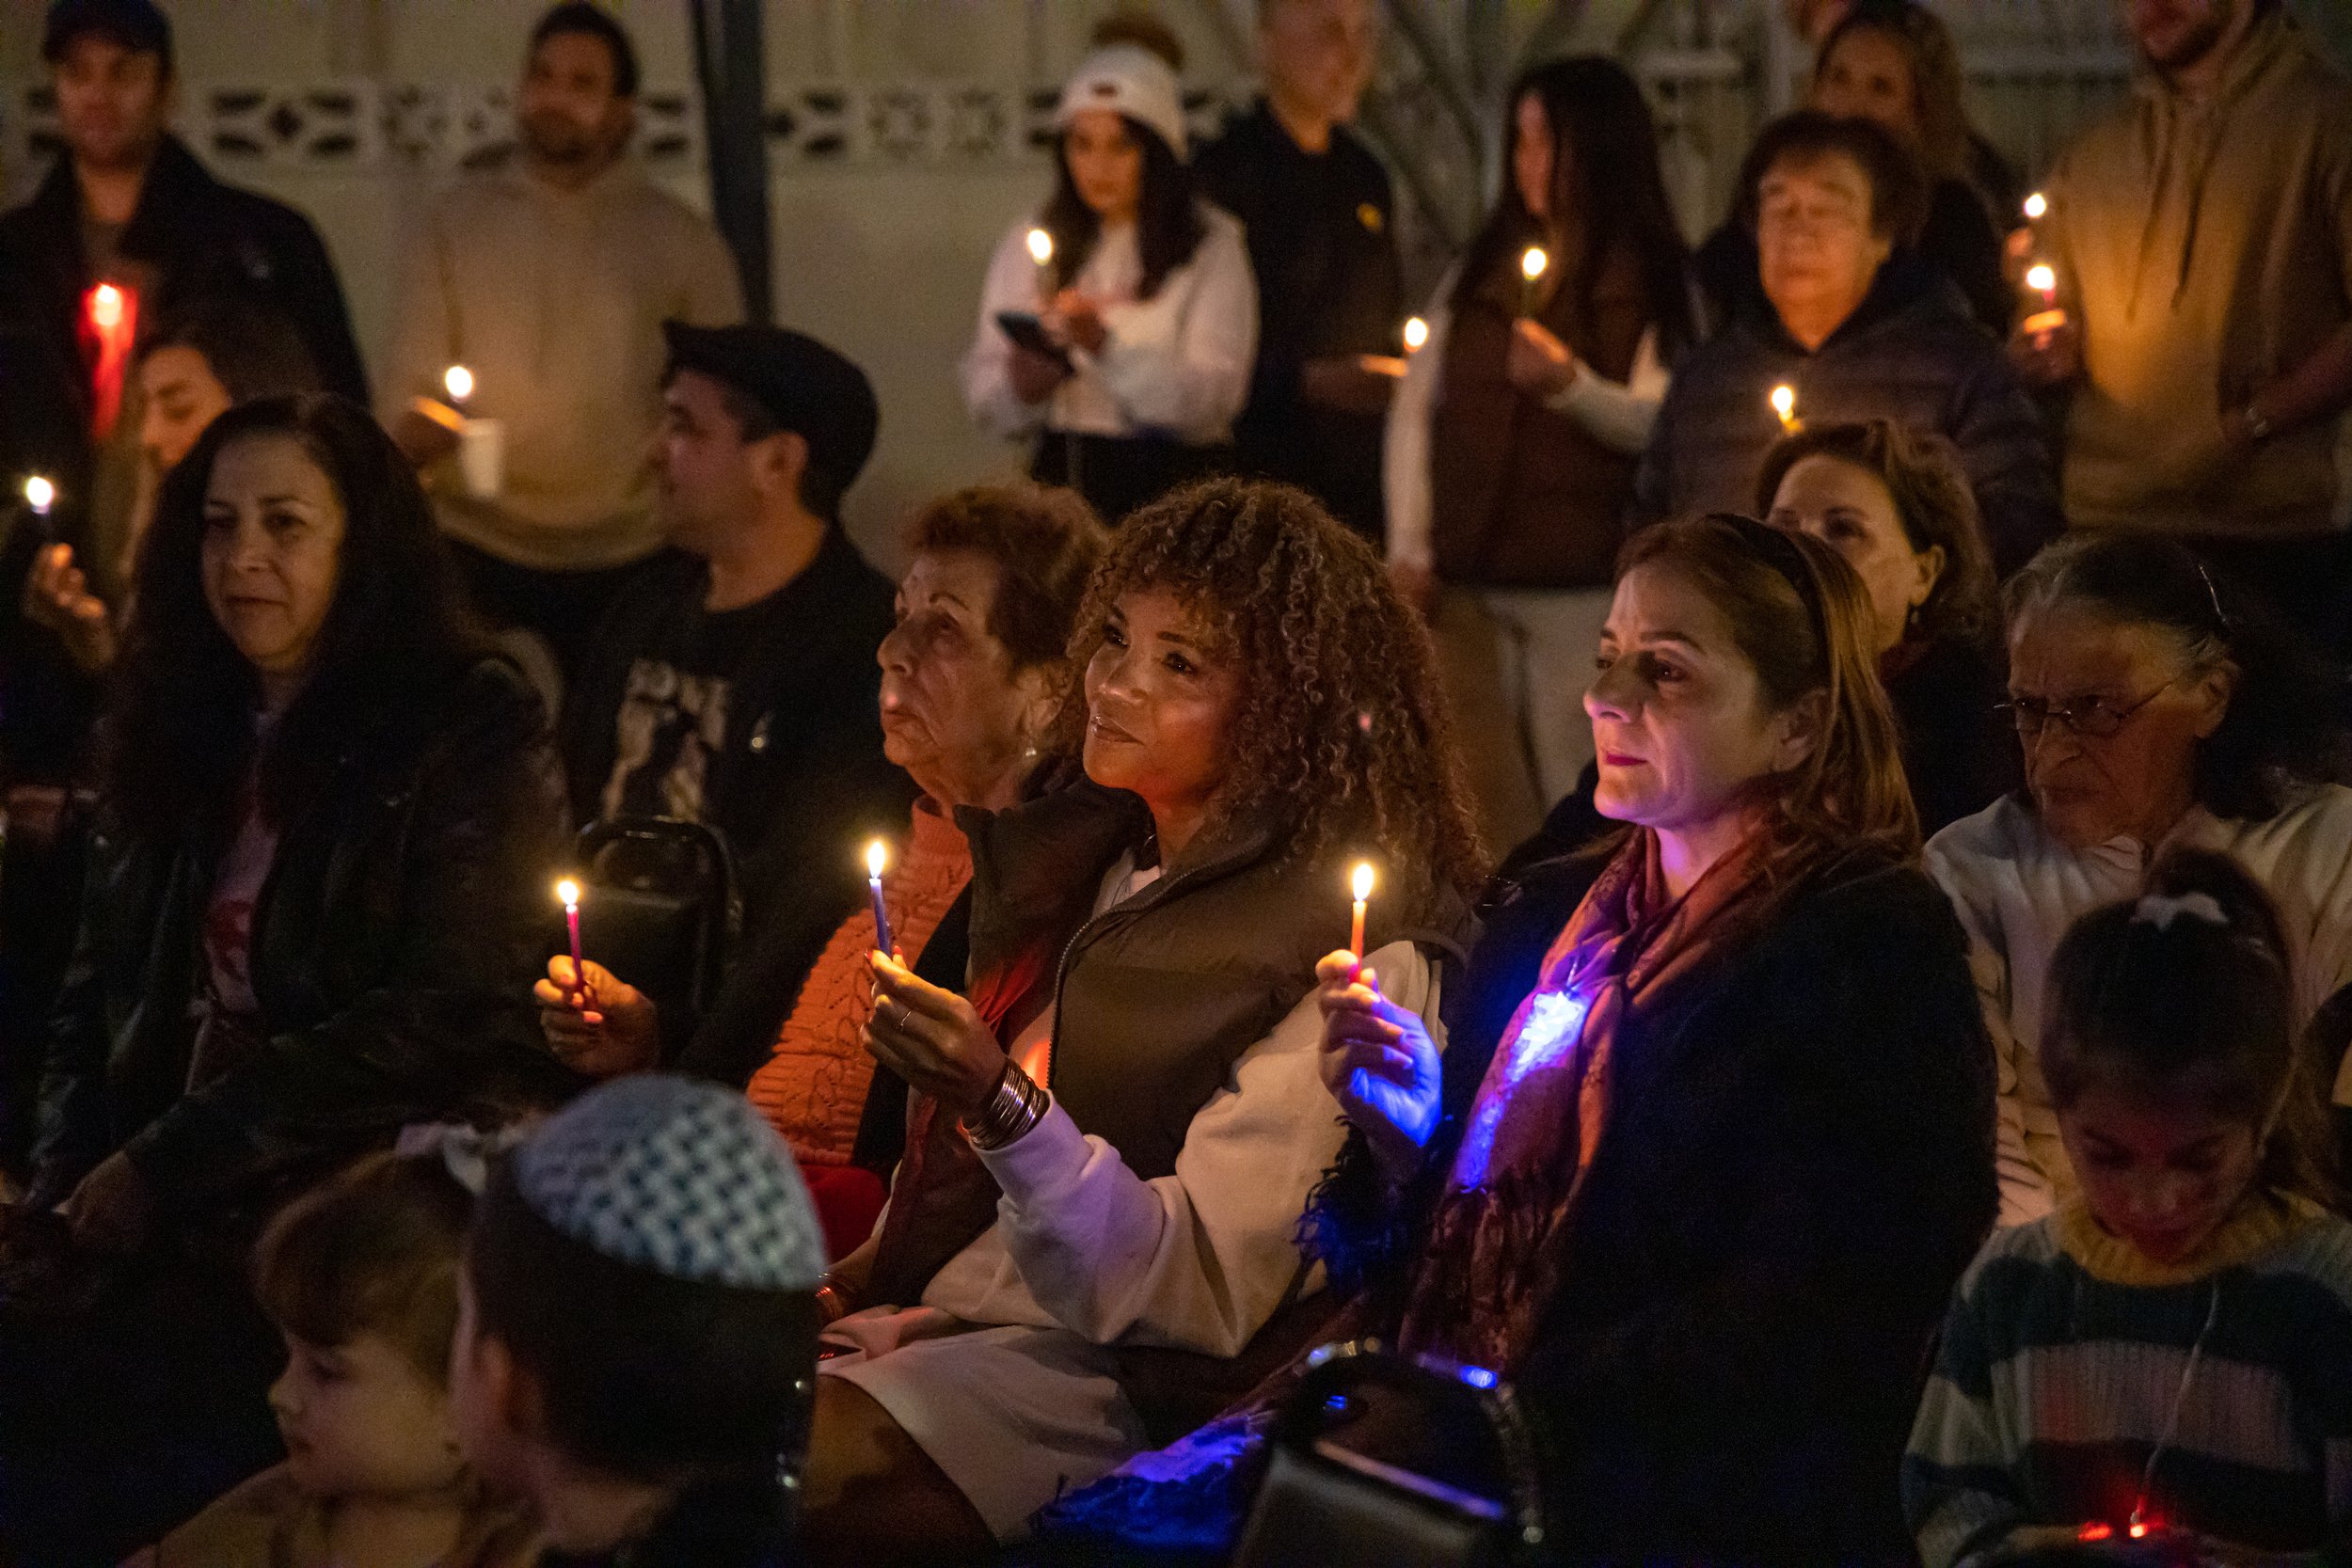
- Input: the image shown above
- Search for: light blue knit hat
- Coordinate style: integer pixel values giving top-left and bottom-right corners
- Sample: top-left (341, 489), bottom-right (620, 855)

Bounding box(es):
top-left (512, 1075), bottom-right (825, 1291)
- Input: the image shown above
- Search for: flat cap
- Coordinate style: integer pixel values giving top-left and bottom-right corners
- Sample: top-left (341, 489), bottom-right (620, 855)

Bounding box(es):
top-left (663, 321), bottom-right (879, 502)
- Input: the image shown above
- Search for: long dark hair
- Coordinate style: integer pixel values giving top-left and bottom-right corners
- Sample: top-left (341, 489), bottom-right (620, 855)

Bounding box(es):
top-left (2003, 533), bottom-right (2350, 823)
top-left (1453, 55), bottom-right (1696, 361)
top-left (1039, 114), bottom-right (1206, 303)
top-left (2043, 848), bottom-right (2339, 1212)
top-left (105, 394), bottom-right (486, 840)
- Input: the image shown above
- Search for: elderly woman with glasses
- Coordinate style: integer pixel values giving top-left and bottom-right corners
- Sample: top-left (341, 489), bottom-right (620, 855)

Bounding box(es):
top-left (1925, 532), bottom-right (2352, 1225)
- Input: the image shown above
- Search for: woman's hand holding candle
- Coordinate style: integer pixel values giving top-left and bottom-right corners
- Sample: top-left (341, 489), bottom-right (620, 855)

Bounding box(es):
top-left (1504, 318), bottom-right (1577, 399)
top-left (862, 951), bottom-right (1008, 1117)
top-left (23, 543), bottom-right (115, 673)
top-left (533, 958), bottom-right (661, 1079)
top-left (1314, 951), bottom-right (1441, 1185)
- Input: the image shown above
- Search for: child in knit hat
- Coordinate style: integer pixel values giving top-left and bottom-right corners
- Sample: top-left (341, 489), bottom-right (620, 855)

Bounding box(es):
top-left (450, 1076), bottom-right (827, 1566)
top-left (129, 1151), bottom-right (537, 1568)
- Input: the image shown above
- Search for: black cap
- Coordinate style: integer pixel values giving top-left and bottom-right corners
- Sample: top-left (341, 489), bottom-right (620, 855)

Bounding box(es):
top-left (662, 322), bottom-right (879, 507)
top-left (43, 0), bottom-right (173, 70)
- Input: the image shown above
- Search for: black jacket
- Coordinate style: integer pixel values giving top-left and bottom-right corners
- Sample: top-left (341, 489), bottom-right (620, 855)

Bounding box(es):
top-left (1320, 845), bottom-right (1998, 1564)
top-left (1194, 103), bottom-right (1403, 540)
top-left (1887, 630), bottom-right (2020, 838)
top-left (1631, 255), bottom-right (2060, 575)
top-left (31, 659), bottom-right (573, 1215)
top-left (0, 135), bottom-right (368, 512)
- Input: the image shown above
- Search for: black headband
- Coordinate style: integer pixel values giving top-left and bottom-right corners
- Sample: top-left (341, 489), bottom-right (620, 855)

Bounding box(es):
top-left (1710, 512), bottom-right (1832, 659)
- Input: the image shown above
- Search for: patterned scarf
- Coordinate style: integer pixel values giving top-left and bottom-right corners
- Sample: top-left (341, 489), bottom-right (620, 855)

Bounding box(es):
top-left (1398, 827), bottom-right (1764, 1373)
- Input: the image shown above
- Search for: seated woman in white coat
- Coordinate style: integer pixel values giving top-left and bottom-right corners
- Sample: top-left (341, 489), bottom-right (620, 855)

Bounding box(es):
top-left (794, 481), bottom-right (1484, 1564)
top-left (1926, 532), bottom-right (2352, 1225)
top-left (961, 41), bottom-right (1258, 527)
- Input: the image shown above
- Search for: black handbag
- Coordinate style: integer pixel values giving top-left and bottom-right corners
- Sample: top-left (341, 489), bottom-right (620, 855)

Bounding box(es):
top-left (1232, 1338), bottom-right (1550, 1568)
top-left (567, 816), bottom-right (738, 1053)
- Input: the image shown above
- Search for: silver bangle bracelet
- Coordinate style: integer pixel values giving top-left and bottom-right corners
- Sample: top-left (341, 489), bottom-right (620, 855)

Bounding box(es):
top-left (962, 1061), bottom-right (1049, 1150)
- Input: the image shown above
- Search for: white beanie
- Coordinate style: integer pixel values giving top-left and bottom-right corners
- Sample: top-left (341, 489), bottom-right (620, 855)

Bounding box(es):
top-left (1055, 43), bottom-right (1189, 161)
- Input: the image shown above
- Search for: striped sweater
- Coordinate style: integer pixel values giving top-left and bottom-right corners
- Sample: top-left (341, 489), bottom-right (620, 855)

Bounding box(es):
top-left (1904, 1196), bottom-right (2352, 1566)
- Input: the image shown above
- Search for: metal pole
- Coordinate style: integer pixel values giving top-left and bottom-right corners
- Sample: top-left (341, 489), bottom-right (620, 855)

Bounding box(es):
top-left (691, 0), bottom-right (774, 324)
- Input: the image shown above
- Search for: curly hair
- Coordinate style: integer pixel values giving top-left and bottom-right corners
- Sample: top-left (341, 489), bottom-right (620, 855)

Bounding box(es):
top-left (1756, 418), bottom-right (1998, 654)
top-left (2004, 533), bottom-right (2351, 822)
top-left (1064, 479), bottom-right (1486, 909)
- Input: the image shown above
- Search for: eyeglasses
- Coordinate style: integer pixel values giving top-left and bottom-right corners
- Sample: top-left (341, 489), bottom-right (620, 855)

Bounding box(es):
top-left (1996, 681), bottom-right (2176, 739)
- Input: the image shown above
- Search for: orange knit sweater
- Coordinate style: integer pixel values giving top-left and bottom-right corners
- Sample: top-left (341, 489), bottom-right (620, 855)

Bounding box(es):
top-left (744, 800), bottom-right (972, 1164)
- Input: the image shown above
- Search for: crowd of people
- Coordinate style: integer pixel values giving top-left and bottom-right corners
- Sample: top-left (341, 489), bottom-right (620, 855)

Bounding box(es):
top-left (1, 0), bottom-right (2351, 1562)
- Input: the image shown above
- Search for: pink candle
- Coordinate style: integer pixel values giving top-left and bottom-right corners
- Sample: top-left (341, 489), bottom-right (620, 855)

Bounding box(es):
top-left (555, 879), bottom-right (585, 1004)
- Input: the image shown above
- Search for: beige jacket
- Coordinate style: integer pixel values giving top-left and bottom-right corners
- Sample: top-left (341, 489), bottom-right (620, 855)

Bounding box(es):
top-left (381, 158), bottom-right (743, 571)
top-left (2042, 13), bottom-right (2352, 537)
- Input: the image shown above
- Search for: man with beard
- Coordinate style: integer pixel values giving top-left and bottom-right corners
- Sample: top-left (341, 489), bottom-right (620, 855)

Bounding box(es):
top-left (0, 0), bottom-right (366, 601)
top-left (2013, 0), bottom-right (2352, 653)
top-left (383, 2), bottom-right (743, 683)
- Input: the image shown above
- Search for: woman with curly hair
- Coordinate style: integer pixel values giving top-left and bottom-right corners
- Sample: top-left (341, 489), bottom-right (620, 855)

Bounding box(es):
top-left (794, 478), bottom-right (1484, 1562)
top-left (1048, 513), bottom-right (1997, 1563)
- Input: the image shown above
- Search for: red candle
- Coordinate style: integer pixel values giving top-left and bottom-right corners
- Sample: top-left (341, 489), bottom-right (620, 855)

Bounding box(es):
top-left (555, 879), bottom-right (585, 1005)
top-left (82, 282), bottom-right (139, 438)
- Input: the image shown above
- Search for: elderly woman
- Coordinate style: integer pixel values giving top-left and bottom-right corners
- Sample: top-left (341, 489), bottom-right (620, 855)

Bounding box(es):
top-left (795, 479), bottom-right (1485, 1562)
top-left (1927, 533), bottom-right (2352, 1225)
top-left (1635, 110), bottom-right (2058, 575)
top-left (534, 483), bottom-right (1107, 1251)
top-left (1762, 418), bottom-right (2016, 834)
top-left (1049, 513), bottom-right (1997, 1563)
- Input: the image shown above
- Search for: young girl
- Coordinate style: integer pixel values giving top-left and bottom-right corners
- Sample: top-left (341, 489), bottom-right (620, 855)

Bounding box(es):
top-left (132, 1153), bottom-right (537, 1568)
top-left (1906, 850), bottom-right (2352, 1565)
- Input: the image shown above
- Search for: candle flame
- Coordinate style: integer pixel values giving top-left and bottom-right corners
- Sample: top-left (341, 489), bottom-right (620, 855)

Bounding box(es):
top-left (1351, 863), bottom-right (1375, 902)
top-left (89, 284), bottom-right (124, 331)
top-left (1402, 316), bottom-right (1429, 352)
top-left (443, 364), bottom-right (474, 404)
top-left (1519, 245), bottom-right (1549, 283)
top-left (866, 839), bottom-right (888, 879)
top-left (23, 476), bottom-right (54, 513)
top-left (1025, 227), bottom-right (1055, 266)
top-left (554, 878), bottom-right (581, 909)
top-left (2025, 263), bottom-right (2057, 294)
top-left (1770, 384), bottom-right (1796, 421)
top-left (2023, 191), bottom-right (2047, 221)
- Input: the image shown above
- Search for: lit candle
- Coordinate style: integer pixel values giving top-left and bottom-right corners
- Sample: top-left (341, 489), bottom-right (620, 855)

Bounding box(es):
top-left (1025, 226), bottom-right (1056, 304)
top-left (2020, 263), bottom-right (2067, 340)
top-left (866, 840), bottom-right (896, 957)
top-left (1348, 862), bottom-right (1375, 975)
top-left (554, 878), bottom-right (586, 1005)
top-left (81, 281), bottom-right (138, 438)
top-left (1770, 383), bottom-right (1800, 433)
top-left (22, 476), bottom-right (55, 518)
top-left (2022, 190), bottom-right (2047, 223)
top-left (442, 364), bottom-right (474, 408)
top-left (1402, 316), bottom-right (1429, 354)
top-left (1518, 245), bottom-right (1549, 316)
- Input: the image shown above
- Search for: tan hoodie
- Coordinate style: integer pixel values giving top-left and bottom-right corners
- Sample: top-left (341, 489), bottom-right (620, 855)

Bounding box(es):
top-left (2042, 12), bottom-right (2352, 537)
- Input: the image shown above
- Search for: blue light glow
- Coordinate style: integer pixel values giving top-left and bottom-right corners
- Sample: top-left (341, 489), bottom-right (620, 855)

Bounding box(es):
top-left (1451, 988), bottom-right (1589, 1188)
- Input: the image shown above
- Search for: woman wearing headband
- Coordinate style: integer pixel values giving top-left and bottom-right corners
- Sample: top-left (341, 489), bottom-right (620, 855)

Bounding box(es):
top-left (1050, 512), bottom-right (1997, 1562)
top-left (1926, 532), bottom-right (2352, 1224)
